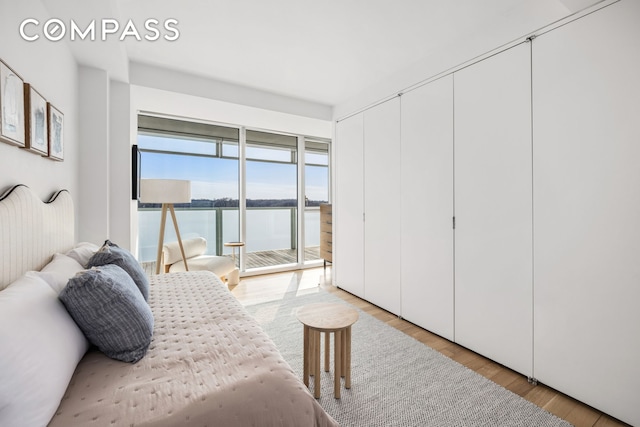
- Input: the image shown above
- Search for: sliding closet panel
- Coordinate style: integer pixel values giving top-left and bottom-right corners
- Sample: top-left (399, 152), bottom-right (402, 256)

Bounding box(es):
top-left (400, 76), bottom-right (454, 340)
top-left (334, 113), bottom-right (365, 297)
top-left (364, 97), bottom-right (401, 315)
top-left (533, 1), bottom-right (640, 425)
top-left (454, 43), bottom-right (532, 376)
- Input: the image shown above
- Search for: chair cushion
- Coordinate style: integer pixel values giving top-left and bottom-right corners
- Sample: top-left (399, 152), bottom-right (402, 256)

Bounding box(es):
top-left (163, 237), bottom-right (207, 265)
top-left (169, 255), bottom-right (235, 277)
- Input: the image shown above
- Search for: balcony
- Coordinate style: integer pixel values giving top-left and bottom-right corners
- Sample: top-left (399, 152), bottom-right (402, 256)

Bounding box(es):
top-left (137, 206), bottom-right (322, 270)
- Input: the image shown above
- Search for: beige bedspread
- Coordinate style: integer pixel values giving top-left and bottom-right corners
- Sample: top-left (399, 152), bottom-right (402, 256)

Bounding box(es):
top-left (49, 271), bottom-right (338, 427)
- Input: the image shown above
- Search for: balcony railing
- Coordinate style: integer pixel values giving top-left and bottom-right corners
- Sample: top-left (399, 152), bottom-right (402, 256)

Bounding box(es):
top-left (137, 206), bottom-right (321, 265)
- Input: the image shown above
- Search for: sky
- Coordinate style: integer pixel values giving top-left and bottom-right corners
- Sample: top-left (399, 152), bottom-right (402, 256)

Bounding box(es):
top-left (138, 135), bottom-right (328, 201)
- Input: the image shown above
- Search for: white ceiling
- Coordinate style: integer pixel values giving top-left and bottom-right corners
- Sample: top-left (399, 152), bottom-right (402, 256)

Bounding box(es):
top-left (43, 0), bottom-right (599, 107)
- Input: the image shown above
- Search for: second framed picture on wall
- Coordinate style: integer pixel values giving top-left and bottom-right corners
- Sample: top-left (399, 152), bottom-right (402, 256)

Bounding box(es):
top-left (24, 83), bottom-right (48, 156)
top-left (0, 59), bottom-right (26, 147)
top-left (47, 103), bottom-right (63, 161)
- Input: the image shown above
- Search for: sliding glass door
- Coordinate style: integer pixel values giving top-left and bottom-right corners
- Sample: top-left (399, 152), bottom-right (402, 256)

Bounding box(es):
top-left (136, 115), bottom-right (330, 274)
top-left (303, 139), bottom-right (330, 263)
top-left (245, 130), bottom-right (298, 269)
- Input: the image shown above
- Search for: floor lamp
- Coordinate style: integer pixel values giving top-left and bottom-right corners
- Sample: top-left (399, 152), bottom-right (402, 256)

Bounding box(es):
top-left (140, 179), bottom-right (191, 275)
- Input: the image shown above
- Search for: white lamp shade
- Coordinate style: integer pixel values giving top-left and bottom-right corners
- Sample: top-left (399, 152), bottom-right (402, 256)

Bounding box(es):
top-left (140, 179), bottom-right (191, 204)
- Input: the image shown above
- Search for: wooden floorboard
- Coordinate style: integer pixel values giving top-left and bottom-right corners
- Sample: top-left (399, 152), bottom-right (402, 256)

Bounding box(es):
top-left (230, 267), bottom-right (631, 427)
top-left (142, 246), bottom-right (321, 274)
top-left (243, 246), bottom-right (320, 268)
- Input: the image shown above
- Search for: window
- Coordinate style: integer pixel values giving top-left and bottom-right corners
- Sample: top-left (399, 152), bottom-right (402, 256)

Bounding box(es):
top-left (135, 115), bottom-right (331, 272)
top-left (137, 116), bottom-right (240, 263)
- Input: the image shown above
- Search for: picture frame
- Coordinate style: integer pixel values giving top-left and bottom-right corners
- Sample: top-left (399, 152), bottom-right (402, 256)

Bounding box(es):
top-left (0, 60), bottom-right (26, 147)
top-left (47, 103), bottom-right (64, 161)
top-left (24, 83), bottom-right (48, 156)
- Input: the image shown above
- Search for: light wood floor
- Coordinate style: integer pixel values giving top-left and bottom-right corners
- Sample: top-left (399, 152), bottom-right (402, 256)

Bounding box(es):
top-left (142, 246), bottom-right (321, 273)
top-left (230, 267), bottom-right (630, 427)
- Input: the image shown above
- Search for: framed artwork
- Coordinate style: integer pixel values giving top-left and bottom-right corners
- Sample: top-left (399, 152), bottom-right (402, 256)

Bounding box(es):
top-left (0, 60), bottom-right (25, 147)
top-left (24, 83), bottom-right (48, 156)
top-left (47, 103), bottom-right (64, 161)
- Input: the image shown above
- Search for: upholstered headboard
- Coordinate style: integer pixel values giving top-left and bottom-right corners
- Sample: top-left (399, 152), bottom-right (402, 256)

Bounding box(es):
top-left (0, 185), bottom-right (74, 290)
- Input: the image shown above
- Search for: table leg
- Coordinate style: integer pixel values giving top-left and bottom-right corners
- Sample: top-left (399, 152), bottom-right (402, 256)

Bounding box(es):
top-left (303, 325), bottom-right (309, 387)
top-left (334, 330), bottom-right (342, 398)
top-left (324, 331), bottom-right (330, 372)
top-left (314, 330), bottom-right (321, 398)
top-left (346, 326), bottom-right (352, 389)
top-left (341, 327), bottom-right (346, 378)
top-left (310, 329), bottom-right (316, 376)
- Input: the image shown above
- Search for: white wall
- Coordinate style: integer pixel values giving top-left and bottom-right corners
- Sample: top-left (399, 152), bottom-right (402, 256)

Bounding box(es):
top-left (131, 85), bottom-right (332, 138)
top-left (109, 81), bottom-right (133, 249)
top-left (130, 62), bottom-right (332, 121)
top-left (0, 0), bottom-right (79, 218)
top-left (77, 67), bottom-right (110, 245)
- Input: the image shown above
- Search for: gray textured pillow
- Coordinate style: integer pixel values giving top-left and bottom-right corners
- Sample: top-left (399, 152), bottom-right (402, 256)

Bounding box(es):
top-left (59, 265), bottom-right (154, 363)
top-left (86, 240), bottom-right (149, 300)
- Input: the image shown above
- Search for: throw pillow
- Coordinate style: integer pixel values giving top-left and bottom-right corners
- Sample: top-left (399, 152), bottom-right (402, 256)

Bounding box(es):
top-left (86, 240), bottom-right (149, 300)
top-left (59, 265), bottom-right (154, 363)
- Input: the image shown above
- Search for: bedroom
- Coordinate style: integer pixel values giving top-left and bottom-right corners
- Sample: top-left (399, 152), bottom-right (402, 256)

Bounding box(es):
top-left (1, 0), bottom-right (638, 426)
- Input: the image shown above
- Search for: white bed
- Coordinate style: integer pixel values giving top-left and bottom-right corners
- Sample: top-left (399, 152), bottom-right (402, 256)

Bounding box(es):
top-left (0, 185), bottom-right (338, 427)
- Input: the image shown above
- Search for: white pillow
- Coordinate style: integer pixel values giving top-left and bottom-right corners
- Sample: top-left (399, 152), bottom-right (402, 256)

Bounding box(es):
top-left (65, 242), bottom-right (100, 266)
top-left (36, 253), bottom-right (85, 294)
top-left (0, 272), bottom-right (89, 427)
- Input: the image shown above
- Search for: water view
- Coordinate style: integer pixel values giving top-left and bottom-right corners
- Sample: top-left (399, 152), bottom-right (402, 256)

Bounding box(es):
top-left (138, 207), bottom-right (321, 264)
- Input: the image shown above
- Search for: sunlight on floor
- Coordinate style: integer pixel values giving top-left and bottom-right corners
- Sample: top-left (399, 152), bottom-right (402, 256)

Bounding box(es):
top-left (230, 267), bottom-right (332, 307)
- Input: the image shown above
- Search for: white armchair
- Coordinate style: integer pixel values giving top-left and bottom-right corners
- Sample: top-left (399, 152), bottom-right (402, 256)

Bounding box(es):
top-left (162, 237), bottom-right (238, 284)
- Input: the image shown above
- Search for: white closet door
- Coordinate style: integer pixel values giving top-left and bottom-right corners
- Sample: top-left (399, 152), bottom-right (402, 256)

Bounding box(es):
top-left (454, 43), bottom-right (532, 376)
top-left (533, 1), bottom-right (640, 425)
top-left (400, 76), bottom-right (454, 340)
top-left (334, 113), bottom-right (365, 297)
top-left (364, 97), bottom-right (401, 314)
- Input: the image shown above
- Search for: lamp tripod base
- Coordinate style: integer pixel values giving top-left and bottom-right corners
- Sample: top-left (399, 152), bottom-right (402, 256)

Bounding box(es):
top-left (155, 203), bottom-right (189, 275)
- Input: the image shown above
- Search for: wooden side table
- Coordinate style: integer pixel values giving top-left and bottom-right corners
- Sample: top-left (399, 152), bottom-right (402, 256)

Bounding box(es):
top-left (296, 302), bottom-right (359, 399)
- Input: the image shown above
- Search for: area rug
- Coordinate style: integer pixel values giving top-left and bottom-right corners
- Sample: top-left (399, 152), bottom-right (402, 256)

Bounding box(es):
top-left (244, 291), bottom-right (572, 427)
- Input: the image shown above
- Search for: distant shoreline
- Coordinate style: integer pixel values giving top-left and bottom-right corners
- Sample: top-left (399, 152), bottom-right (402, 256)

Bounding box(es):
top-left (139, 198), bottom-right (328, 208)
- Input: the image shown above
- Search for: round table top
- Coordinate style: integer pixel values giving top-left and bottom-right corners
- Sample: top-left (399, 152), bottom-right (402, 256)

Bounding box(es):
top-left (224, 241), bottom-right (245, 247)
top-left (296, 302), bottom-right (359, 331)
